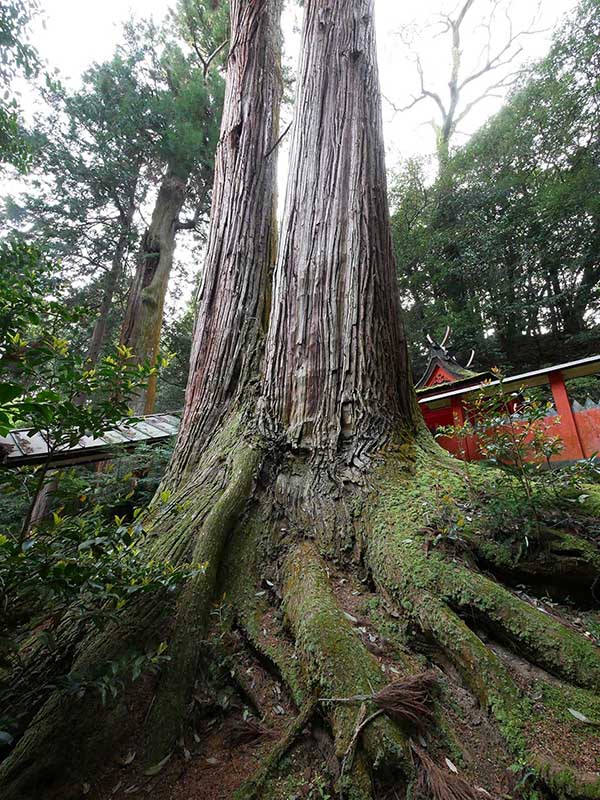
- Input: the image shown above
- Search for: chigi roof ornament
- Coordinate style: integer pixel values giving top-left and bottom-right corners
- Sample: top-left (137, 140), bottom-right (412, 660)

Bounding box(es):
top-left (416, 328), bottom-right (492, 392)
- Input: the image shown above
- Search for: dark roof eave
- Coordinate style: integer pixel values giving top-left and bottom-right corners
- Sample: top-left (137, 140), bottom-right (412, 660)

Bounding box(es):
top-left (416, 371), bottom-right (493, 397)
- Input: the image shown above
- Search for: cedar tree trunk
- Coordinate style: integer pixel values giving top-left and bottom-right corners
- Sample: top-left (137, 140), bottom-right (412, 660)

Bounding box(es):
top-left (261, 0), bottom-right (416, 463)
top-left (86, 193), bottom-right (137, 365)
top-left (120, 166), bottom-right (189, 414)
top-left (2, 3), bottom-right (600, 800)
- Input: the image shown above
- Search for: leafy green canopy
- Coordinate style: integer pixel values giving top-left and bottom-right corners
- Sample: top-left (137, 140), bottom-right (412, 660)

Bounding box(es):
top-left (2, 4), bottom-right (226, 356)
top-left (391, 0), bottom-right (600, 373)
top-left (4, 48), bottom-right (161, 287)
top-left (0, 239), bottom-right (153, 444)
top-left (0, 0), bottom-right (40, 169)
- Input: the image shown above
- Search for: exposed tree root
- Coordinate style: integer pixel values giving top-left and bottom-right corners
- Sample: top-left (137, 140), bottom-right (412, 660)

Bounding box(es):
top-left (282, 540), bottom-right (413, 796)
top-left (463, 524), bottom-right (600, 604)
top-left (370, 521), bottom-right (600, 686)
top-left (146, 413), bottom-right (254, 564)
top-left (221, 513), bottom-right (309, 708)
top-left (440, 564), bottom-right (600, 688)
top-left (143, 439), bottom-right (262, 765)
top-left (232, 698), bottom-right (317, 800)
top-left (365, 449), bottom-right (600, 798)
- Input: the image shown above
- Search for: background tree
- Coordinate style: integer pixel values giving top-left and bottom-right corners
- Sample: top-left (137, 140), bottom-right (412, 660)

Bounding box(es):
top-left (2, 8), bottom-right (226, 374)
top-left (452, 0), bottom-right (600, 355)
top-left (0, 0), bottom-right (40, 170)
top-left (391, 0), bottom-right (543, 170)
top-left (2, 46), bottom-right (156, 363)
top-left (119, 2), bottom-right (227, 414)
top-left (390, 0), bottom-right (544, 359)
top-left (391, 0), bottom-right (600, 373)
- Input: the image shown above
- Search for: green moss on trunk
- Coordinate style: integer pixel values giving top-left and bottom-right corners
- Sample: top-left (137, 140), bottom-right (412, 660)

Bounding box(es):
top-left (144, 436), bottom-right (262, 764)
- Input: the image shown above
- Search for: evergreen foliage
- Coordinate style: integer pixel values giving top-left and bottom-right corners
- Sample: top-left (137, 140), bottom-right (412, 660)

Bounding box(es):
top-left (391, 0), bottom-right (600, 373)
top-left (0, 0), bottom-right (40, 170)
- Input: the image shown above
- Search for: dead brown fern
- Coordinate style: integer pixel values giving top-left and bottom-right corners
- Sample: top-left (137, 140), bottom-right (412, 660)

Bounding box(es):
top-left (321, 670), bottom-right (438, 732)
top-left (373, 671), bottom-right (437, 730)
top-left (227, 717), bottom-right (277, 747)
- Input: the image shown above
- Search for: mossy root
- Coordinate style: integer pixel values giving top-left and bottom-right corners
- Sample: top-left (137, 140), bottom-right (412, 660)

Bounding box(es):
top-left (368, 489), bottom-right (600, 690)
top-left (282, 540), bottom-right (413, 795)
top-left (368, 472), bottom-right (600, 798)
top-left (143, 441), bottom-right (262, 765)
top-left (223, 517), bottom-right (308, 708)
top-left (439, 563), bottom-right (600, 689)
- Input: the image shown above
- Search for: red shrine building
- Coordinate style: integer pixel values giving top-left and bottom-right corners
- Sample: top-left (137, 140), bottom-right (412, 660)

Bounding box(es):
top-left (416, 330), bottom-right (600, 463)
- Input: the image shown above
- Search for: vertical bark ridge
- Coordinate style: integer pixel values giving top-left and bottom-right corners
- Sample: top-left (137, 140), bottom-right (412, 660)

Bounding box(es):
top-left (167, 0), bottom-right (283, 479)
top-left (261, 0), bottom-right (417, 468)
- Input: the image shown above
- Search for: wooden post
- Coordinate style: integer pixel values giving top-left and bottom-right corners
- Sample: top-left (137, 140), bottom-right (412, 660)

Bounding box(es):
top-left (548, 369), bottom-right (584, 460)
top-left (451, 395), bottom-right (477, 461)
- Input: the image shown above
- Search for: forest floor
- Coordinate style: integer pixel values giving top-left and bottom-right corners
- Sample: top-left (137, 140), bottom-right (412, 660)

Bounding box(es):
top-left (82, 563), bottom-right (600, 800)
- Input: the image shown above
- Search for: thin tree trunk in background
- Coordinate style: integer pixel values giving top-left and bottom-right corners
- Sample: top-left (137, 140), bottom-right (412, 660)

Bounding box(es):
top-left (120, 168), bottom-right (188, 414)
top-left (546, 261), bottom-right (586, 337)
top-left (26, 471), bottom-right (58, 530)
top-left (86, 198), bottom-right (136, 365)
top-left (262, 0), bottom-right (416, 466)
top-left (166, 0), bottom-right (283, 479)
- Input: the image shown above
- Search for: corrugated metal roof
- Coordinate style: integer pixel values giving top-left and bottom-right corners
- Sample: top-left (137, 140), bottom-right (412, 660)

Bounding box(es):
top-left (0, 412), bottom-right (180, 468)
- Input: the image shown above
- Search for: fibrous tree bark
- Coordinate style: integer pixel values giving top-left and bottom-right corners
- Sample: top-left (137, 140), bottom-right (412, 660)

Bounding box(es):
top-left (166, 0), bottom-right (282, 477)
top-left (2, 2), bottom-right (600, 799)
top-left (261, 0), bottom-right (417, 464)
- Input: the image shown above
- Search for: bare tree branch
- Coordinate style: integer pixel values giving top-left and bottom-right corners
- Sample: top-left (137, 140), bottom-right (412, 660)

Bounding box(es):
top-left (416, 55), bottom-right (447, 120)
top-left (384, 93), bottom-right (428, 116)
top-left (202, 39), bottom-right (229, 78)
top-left (454, 69), bottom-right (525, 124)
top-left (182, 5), bottom-right (228, 80)
top-left (392, 0), bottom-right (544, 165)
top-left (264, 120), bottom-right (293, 159)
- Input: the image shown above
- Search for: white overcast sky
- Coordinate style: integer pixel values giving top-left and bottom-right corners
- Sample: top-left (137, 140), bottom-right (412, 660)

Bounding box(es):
top-left (27, 0), bottom-right (577, 169)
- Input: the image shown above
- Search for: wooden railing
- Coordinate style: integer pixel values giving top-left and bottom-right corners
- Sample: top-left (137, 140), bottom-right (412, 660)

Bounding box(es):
top-left (419, 355), bottom-right (600, 463)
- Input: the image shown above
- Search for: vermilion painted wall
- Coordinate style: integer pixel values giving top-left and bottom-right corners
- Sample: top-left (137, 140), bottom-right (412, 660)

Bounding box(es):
top-left (574, 407), bottom-right (600, 458)
top-left (420, 404), bottom-right (600, 463)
